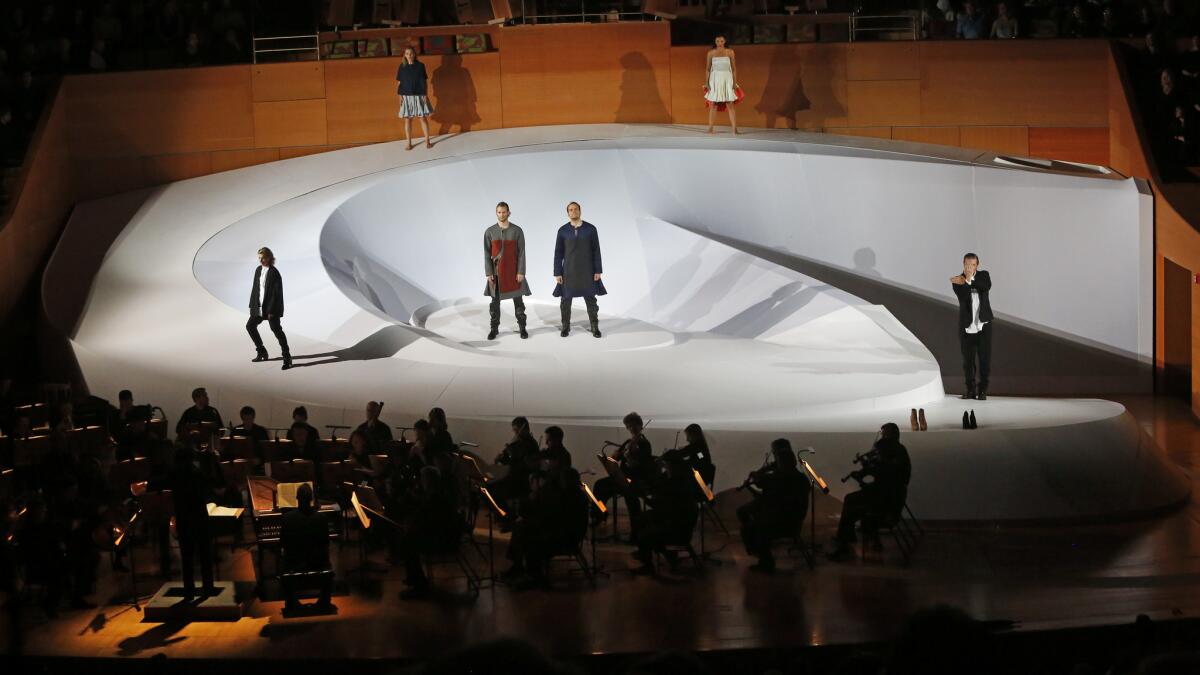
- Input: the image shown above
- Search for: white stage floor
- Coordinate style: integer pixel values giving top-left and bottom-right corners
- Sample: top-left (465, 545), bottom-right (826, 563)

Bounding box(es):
top-left (50, 124), bottom-right (1187, 521)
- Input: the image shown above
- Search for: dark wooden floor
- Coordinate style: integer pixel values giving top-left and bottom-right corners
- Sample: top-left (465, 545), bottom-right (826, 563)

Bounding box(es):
top-left (3, 394), bottom-right (1199, 664)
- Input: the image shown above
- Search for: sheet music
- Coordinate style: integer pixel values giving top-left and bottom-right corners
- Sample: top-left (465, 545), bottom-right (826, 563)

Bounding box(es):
top-left (276, 481), bottom-right (313, 509)
top-left (206, 503), bottom-right (243, 518)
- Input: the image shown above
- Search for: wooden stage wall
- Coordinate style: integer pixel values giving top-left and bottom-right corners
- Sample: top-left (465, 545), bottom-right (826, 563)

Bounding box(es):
top-left (58, 25), bottom-right (1114, 199)
top-left (0, 25), bottom-right (1119, 324)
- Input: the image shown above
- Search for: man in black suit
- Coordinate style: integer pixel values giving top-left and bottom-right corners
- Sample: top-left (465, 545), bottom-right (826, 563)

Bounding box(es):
top-left (248, 246), bottom-right (291, 370)
top-left (134, 443), bottom-right (224, 600)
top-left (951, 253), bottom-right (993, 400)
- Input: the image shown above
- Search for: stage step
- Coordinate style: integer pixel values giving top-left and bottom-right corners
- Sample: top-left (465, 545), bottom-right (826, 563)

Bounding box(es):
top-left (143, 581), bottom-right (242, 622)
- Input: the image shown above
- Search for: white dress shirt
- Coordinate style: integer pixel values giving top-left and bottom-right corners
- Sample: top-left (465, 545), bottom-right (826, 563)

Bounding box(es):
top-left (964, 275), bottom-right (987, 334)
top-left (258, 266), bottom-right (267, 312)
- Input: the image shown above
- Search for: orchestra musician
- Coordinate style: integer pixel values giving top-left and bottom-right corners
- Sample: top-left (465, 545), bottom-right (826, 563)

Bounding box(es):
top-left (503, 466), bottom-right (589, 589)
top-left (288, 421), bottom-right (322, 462)
top-left (662, 423), bottom-right (715, 487)
top-left (109, 389), bottom-right (154, 461)
top-left (280, 483), bottom-right (335, 614)
top-left (133, 441), bottom-right (225, 600)
top-left (285, 406), bottom-right (321, 447)
top-left (355, 401), bottom-right (392, 452)
top-left (591, 412), bottom-right (655, 536)
top-left (175, 387), bottom-right (222, 439)
top-left (397, 466), bottom-right (468, 600)
top-left (632, 452), bottom-right (699, 575)
top-left (827, 422), bottom-right (912, 561)
top-left (488, 416), bottom-right (539, 517)
top-left (231, 405), bottom-right (269, 467)
top-left (427, 407), bottom-right (455, 455)
top-left (534, 425), bottom-right (573, 478)
top-left (736, 439), bottom-right (810, 573)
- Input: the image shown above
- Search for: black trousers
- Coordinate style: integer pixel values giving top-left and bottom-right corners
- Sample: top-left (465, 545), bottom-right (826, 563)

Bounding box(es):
top-left (560, 296), bottom-right (598, 328)
top-left (959, 322), bottom-right (991, 391)
top-left (247, 314), bottom-right (290, 357)
top-left (489, 295), bottom-right (527, 329)
top-left (593, 476), bottom-right (642, 532)
top-left (835, 490), bottom-right (879, 544)
top-left (177, 517), bottom-right (214, 595)
top-left (737, 500), bottom-right (802, 562)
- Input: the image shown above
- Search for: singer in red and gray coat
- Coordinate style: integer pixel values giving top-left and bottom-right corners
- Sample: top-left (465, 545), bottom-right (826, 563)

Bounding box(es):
top-left (483, 201), bottom-right (531, 340)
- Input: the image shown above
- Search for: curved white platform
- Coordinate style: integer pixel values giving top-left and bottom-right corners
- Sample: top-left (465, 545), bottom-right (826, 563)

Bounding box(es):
top-left (53, 124), bottom-right (1187, 521)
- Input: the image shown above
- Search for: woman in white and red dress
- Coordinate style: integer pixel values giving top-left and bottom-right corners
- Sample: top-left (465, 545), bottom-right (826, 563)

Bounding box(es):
top-left (483, 201), bottom-right (532, 340)
top-left (705, 35), bottom-right (740, 135)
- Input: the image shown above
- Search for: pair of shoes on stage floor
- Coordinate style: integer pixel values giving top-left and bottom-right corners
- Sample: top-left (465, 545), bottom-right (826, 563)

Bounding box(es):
top-left (961, 387), bottom-right (988, 400)
top-left (962, 410), bottom-right (978, 429)
top-left (908, 408), bottom-right (928, 431)
top-left (252, 348), bottom-right (292, 369)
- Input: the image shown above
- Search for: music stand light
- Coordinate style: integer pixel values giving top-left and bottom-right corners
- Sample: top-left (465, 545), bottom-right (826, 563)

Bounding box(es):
top-left (799, 457), bottom-right (829, 557)
top-left (582, 482), bottom-right (606, 514)
top-left (693, 468), bottom-right (715, 502)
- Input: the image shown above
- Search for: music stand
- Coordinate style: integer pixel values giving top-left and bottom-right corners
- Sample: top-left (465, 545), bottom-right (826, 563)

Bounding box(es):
top-left (113, 507), bottom-right (145, 610)
top-left (580, 481), bottom-right (610, 578)
top-left (457, 453), bottom-right (505, 581)
top-left (800, 456), bottom-right (830, 558)
top-left (345, 482), bottom-right (398, 578)
top-left (691, 468), bottom-right (728, 566)
top-left (597, 454), bottom-right (631, 542)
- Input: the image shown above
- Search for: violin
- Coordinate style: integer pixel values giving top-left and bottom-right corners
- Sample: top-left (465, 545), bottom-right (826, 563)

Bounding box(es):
top-left (841, 447), bottom-right (883, 484)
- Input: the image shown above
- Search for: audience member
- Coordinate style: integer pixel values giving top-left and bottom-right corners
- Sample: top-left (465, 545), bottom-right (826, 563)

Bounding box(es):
top-left (956, 2), bottom-right (987, 40)
top-left (0, 107), bottom-right (21, 168)
top-left (1181, 34), bottom-right (1200, 80)
top-left (1062, 2), bottom-right (1095, 39)
top-left (1099, 7), bottom-right (1123, 39)
top-left (1170, 105), bottom-right (1196, 164)
top-left (991, 2), bottom-right (1018, 39)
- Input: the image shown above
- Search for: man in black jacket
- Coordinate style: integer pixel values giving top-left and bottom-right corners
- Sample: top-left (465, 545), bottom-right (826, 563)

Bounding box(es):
top-left (280, 483), bottom-right (334, 613)
top-left (248, 246), bottom-right (291, 370)
top-left (951, 253), bottom-right (993, 400)
top-left (134, 443), bottom-right (224, 599)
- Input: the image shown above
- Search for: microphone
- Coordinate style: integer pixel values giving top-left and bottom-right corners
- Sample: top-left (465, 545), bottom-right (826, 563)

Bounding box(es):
top-left (394, 426), bottom-right (413, 431)
top-left (802, 446), bottom-right (816, 454)
top-left (603, 440), bottom-right (620, 448)
top-left (459, 441), bottom-right (479, 448)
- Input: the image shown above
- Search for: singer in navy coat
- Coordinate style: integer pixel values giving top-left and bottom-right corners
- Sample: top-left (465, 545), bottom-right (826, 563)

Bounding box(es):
top-left (553, 213), bottom-right (607, 337)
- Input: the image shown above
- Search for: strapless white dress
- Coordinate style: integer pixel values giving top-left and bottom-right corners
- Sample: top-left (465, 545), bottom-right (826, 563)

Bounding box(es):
top-left (706, 56), bottom-right (736, 103)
